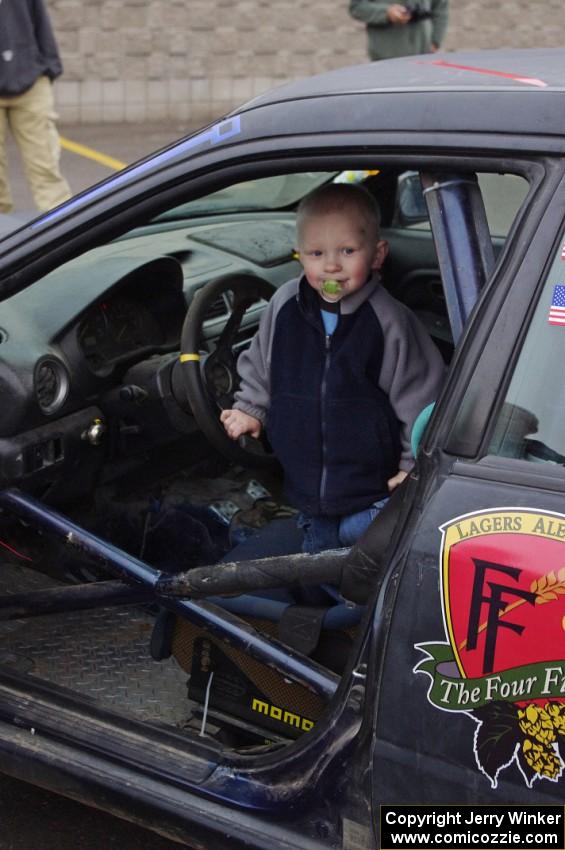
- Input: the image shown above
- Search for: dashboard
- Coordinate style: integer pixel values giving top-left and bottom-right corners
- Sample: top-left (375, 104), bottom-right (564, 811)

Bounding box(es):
top-left (0, 212), bottom-right (300, 502)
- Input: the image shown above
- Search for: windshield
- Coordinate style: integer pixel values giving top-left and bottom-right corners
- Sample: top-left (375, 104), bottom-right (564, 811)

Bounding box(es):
top-left (152, 172), bottom-right (338, 220)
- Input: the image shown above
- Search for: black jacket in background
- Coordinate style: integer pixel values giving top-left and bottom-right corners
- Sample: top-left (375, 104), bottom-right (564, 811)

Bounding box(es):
top-left (0, 0), bottom-right (63, 96)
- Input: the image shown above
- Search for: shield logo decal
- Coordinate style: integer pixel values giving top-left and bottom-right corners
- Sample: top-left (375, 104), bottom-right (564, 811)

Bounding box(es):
top-left (415, 508), bottom-right (565, 788)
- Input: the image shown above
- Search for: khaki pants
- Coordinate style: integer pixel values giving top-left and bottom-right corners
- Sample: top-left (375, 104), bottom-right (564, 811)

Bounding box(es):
top-left (0, 75), bottom-right (71, 213)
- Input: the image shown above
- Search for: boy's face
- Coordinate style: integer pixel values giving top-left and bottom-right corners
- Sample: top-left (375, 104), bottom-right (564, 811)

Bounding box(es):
top-left (297, 208), bottom-right (388, 303)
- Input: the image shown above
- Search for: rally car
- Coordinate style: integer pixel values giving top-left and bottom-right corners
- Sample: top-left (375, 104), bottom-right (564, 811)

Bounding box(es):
top-left (0, 47), bottom-right (563, 849)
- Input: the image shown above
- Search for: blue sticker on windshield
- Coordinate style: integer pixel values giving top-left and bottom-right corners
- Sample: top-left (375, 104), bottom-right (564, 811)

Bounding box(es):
top-left (33, 116), bottom-right (242, 228)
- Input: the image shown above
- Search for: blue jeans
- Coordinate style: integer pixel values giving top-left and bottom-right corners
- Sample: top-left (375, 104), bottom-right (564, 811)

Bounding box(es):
top-left (298, 498), bottom-right (389, 555)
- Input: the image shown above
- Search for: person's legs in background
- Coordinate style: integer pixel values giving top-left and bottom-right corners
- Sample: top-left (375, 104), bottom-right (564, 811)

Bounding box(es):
top-left (0, 102), bottom-right (13, 213)
top-left (8, 76), bottom-right (71, 212)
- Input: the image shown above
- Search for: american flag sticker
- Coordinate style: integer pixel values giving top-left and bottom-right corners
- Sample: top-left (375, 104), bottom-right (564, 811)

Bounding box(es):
top-left (562, 240), bottom-right (565, 259)
top-left (548, 284), bottom-right (565, 325)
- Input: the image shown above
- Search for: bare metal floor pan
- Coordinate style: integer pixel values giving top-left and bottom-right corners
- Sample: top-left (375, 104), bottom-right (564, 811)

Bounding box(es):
top-left (0, 562), bottom-right (190, 728)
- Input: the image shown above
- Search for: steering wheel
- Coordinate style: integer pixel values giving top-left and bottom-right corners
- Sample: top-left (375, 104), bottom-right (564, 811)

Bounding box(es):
top-left (180, 273), bottom-right (278, 467)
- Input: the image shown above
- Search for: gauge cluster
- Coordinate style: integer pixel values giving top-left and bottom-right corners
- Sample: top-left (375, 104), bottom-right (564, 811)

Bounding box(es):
top-left (74, 258), bottom-right (186, 372)
top-left (78, 294), bottom-right (165, 369)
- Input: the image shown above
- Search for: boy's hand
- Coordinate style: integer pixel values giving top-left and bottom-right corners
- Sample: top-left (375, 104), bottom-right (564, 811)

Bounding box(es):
top-left (220, 409), bottom-right (262, 440)
top-left (387, 469), bottom-right (408, 492)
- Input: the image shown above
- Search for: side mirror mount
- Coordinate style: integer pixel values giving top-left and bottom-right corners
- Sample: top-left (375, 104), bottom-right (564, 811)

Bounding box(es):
top-left (396, 171), bottom-right (428, 225)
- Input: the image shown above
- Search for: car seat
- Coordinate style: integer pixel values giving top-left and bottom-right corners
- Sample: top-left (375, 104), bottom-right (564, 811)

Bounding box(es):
top-left (151, 518), bottom-right (364, 741)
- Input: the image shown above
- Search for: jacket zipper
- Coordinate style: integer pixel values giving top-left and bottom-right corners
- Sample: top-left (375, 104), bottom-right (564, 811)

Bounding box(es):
top-left (319, 333), bottom-right (332, 505)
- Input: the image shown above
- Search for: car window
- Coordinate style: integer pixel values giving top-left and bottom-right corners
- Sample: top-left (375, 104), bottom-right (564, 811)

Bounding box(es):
top-left (397, 172), bottom-right (529, 238)
top-left (490, 233), bottom-right (565, 465)
top-left (151, 171), bottom-right (380, 222)
top-left (152, 172), bottom-right (338, 220)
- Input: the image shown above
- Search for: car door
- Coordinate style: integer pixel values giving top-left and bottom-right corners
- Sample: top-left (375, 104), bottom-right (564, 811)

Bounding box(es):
top-left (370, 159), bottom-right (565, 821)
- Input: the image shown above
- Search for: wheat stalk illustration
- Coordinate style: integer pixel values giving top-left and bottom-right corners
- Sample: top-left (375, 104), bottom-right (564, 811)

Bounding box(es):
top-left (531, 568), bottom-right (565, 603)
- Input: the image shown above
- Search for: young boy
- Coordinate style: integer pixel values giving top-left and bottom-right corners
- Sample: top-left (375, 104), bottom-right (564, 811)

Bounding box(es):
top-left (221, 182), bottom-right (444, 553)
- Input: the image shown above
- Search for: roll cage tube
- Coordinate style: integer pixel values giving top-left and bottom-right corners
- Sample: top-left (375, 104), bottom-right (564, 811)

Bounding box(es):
top-left (0, 489), bottom-right (338, 700)
top-left (421, 173), bottom-right (496, 343)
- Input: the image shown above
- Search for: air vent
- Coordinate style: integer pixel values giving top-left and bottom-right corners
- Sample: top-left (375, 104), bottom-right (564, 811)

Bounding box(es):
top-left (35, 358), bottom-right (69, 415)
top-left (205, 293), bottom-right (230, 321)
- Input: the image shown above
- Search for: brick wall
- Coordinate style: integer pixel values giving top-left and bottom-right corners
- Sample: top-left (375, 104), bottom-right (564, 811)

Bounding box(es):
top-left (48, 0), bottom-right (565, 125)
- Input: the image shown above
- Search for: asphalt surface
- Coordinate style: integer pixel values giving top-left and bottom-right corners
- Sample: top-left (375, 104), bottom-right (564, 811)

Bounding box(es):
top-left (0, 774), bottom-right (186, 850)
top-left (1, 119), bottom-right (208, 849)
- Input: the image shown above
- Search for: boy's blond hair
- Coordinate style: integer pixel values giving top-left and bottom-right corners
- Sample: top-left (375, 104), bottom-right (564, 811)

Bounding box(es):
top-left (296, 182), bottom-right (381, 242)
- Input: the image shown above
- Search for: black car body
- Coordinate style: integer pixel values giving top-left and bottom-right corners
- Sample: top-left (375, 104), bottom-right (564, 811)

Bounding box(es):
top-left (0, 48), bottom-right (564, 848)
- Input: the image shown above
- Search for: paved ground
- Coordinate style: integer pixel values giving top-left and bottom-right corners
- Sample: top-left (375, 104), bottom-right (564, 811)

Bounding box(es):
top-left (1, 120), bottom-right (209, 849)
top-left (0, 774), bottom-right (185, 850)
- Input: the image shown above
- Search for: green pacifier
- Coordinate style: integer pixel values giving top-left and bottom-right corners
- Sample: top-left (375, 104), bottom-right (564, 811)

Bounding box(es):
top-left (321, 279), bottom-right (342, 297)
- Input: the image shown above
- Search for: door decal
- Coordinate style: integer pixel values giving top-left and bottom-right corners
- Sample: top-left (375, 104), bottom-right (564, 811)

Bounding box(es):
top-left (415, 508), bottom-right (565, 788)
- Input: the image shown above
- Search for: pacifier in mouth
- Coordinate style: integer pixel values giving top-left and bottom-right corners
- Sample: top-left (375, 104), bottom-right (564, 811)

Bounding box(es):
top-left (321, 279), bottom-right (343, 302)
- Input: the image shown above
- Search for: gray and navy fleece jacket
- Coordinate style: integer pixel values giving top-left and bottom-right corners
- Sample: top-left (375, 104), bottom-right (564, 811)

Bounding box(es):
top-left (234, 275), bottom-right (445, 517)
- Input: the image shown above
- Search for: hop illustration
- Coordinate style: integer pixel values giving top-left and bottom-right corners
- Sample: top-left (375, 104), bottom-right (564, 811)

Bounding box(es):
top-left (473, 700), bottom-right (565, 787)
top-left (545, 701), bottom-right (565, 734)
top-left (518, 704), bottom-right (557, 745)
top-left (521, 738), bottom-right (561, 779)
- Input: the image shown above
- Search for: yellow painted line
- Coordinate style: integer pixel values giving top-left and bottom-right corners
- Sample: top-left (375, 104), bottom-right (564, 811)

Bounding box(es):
top-left (59, 136), bottom-right (127, 171)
